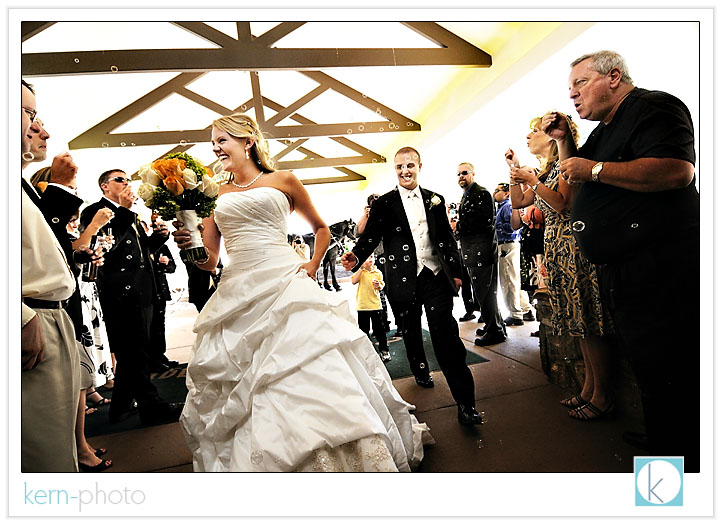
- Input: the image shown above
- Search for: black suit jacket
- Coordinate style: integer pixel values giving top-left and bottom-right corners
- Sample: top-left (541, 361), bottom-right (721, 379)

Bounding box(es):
top-left (351, 186), bottom-right (462, 303)
top-left (79, 198), bottom-right (168, 307)
top-left (456, 182), bottom-right (497, 266)
top-left (150, 244), bottom-right (177, 302)
top-left (22, 179), bottom-right (83, 267)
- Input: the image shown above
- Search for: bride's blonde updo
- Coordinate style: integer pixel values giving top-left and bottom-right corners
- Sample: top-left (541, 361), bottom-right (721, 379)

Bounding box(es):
top-left (212, 113), bottom-right (276, 173)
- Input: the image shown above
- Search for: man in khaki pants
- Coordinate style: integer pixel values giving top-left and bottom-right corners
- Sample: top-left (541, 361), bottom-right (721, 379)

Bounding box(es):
top-left (21, 79), bottom-right (80, 472)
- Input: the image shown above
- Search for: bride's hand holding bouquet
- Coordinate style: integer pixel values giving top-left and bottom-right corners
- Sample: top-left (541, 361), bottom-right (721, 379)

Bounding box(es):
top-left (137, 152), bottom-right (221, 262)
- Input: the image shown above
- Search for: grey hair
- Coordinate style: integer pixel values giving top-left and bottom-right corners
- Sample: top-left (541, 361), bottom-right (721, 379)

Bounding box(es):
top-left (571, 50), bottom-right (633, 84)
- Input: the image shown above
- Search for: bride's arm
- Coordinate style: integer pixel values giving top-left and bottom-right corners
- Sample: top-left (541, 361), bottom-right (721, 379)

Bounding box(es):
top-left (171, 212), bottom-right (221, 272)
top-left (195, 214), bottom-right (221, 271)
top-left (279, 171), bottom-right (330, 278)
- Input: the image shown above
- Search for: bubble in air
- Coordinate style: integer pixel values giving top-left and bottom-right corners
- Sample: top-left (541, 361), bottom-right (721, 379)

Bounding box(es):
top-left (631, 223), bottom-right (639, 229)
top-left (110, 65), bottom-right (119, 72)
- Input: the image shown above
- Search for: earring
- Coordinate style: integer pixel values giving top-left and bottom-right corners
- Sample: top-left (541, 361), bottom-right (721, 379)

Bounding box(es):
top-left (245, 149), bottom-right (250, 160)
top-left (22, 151), bottom-right (35, 162)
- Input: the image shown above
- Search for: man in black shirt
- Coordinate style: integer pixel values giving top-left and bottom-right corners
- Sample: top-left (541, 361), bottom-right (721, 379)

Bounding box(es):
top-left (544, 50), bottom-right (700, 472)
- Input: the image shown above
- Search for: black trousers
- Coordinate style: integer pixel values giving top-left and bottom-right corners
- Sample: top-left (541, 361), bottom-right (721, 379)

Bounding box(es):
top-left (598, 240), bottom-right (700, 473)
top-left (466, 256), bottom-right (505, 336)
top-left (460, 263), bottom-right (478, 314)
top-left (149, 300), bottom-right (168, 364)
top-left (357, 310), bottom-right (389, 351)
top-left (101, 301), bottom-right (160, 415)
top-left (391, 267), bottom-right (476, 406)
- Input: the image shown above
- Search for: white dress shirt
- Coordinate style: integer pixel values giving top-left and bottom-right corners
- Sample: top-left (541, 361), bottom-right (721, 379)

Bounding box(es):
top-left (397, 185), bottom-right (441, 276)
top-left (21, 190), bottom-right (76, 326)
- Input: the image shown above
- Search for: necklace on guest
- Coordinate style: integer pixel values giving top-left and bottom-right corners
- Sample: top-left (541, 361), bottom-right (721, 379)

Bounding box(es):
top-left (229, 170), bottom-right (263, 189)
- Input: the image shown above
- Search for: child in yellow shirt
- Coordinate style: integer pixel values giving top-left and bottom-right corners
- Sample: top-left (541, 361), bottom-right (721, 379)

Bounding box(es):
top-left (352, 255), bottom-right (391, 363)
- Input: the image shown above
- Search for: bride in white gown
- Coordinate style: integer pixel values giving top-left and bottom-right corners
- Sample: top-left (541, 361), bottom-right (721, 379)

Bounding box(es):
top-left (172, 113), bottom-right (431, 472)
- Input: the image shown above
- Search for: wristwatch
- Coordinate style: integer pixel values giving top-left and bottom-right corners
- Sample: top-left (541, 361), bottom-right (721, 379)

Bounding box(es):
top-left (591, 162), bottom-right (604, 182)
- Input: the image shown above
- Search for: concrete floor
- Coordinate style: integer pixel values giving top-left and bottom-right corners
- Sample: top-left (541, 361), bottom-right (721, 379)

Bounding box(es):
top-left (86, 280), bottom-right (645, 473)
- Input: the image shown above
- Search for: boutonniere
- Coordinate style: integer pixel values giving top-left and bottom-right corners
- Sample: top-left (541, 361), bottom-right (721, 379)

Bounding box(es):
top-left (429, 194), bottom-right (442, 208)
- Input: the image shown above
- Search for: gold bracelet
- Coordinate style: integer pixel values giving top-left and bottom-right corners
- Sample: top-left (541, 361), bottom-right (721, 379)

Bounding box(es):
top-left (531, 182), bottom-right (541, 192)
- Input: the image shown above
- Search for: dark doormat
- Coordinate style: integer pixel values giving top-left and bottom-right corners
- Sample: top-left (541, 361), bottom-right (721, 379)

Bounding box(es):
top-left (84, 365), bottom-right (189, 438)
top-left (373, 328), bottom-right (489, 380)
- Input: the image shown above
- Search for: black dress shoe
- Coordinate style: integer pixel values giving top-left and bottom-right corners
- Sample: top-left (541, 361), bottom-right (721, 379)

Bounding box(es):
top-left (379, 350), bottom-right (391, 363)
top-left (475, 331), bottom-right (506, 346)
top-left (139, 402), bottom-right (184, 425)
top-left (161, 356), bottom-right (181, 368)
top-left (414, 375), bottom-right (435, 388)
top-left (458, 312), bottom-right (476, 322)
top-left (504, 316), bottom-right (524, 326)
top-left (457, 404), bottom-right (483, 425)
top-left (475, 327), bottom-right (486, 337)
top-left (477, 316), bottom-right (485, 323)
top-left (523, 311), bottom-right (536, 322)
top-left (150, 362), bottom-right (170, 373)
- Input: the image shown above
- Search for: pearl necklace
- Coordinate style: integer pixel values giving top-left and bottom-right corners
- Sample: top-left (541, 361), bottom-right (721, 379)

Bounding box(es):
top-left (228, 170), bottom-right (263, 189)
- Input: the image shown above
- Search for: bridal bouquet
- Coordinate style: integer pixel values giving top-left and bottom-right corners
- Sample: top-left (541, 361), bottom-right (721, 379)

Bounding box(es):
top-left (137, 152), bottom-right (221, 262)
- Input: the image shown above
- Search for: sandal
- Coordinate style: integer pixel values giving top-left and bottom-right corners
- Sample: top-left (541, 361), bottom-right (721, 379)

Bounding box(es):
top-left (79, 459), bottom-right (113, 473)
top-left (560, 394), bottom-right (587, 409)
top-left (94, 448), bottom-right (108, 458)
top-left (87, 394), bottom-right (112, 408)
top-left (569, 401), bottom-right (615, 421)
top-left (84, 406), bottom-right (98, 416)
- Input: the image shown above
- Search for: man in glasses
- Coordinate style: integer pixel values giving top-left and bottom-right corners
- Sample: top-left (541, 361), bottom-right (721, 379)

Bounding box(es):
top-left (454, 163), bottom-right (506, 346)
top-left (342, 147), bottom-right (483, 426)
top-left (21, 79), bottom-right (81, 471)
top-left (80, 170), bottom-right (181, 426)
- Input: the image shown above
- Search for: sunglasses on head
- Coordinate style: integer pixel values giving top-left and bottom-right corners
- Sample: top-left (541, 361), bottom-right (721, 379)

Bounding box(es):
top-left (457, 170), bottom-right (472, 177)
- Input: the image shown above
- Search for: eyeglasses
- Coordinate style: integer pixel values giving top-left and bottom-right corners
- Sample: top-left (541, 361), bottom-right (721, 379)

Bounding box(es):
top-left (22, 106), bottom-right (37, 122)
top-left (457, 170), bottom-right (473, 177)
top-left (110, 176), bottom-right (130, 184)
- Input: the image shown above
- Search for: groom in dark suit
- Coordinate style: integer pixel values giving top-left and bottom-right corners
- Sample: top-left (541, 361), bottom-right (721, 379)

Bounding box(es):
top-left (452, 162), bottom-right (506, 346)
top-left (342, 147), bottom-right (482, 425)
top-left (80, 169), bottom-right (182, 425)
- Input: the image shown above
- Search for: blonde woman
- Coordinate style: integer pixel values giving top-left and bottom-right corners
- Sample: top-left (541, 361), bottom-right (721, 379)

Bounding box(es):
top-left (509, 112), bottom-right (614, 420)
top-left (172, 113), bottom-right (429, 472)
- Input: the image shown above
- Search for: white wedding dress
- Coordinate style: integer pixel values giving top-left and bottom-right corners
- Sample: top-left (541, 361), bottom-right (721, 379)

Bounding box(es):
top-left (181, 187), bottom-right (431, 472)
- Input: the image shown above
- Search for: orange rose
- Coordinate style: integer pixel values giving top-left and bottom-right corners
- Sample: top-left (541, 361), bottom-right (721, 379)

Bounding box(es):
top-left (35, 181), bottom-right (48, 193)
top-left (163, 174), bottom-right (186, 196)
top-left (152, 158), bottom-right (186, 180)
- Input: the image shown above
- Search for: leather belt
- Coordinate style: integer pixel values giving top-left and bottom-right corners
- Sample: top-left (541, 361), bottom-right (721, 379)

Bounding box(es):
top-left (23, 297), bottom-right (69, 310)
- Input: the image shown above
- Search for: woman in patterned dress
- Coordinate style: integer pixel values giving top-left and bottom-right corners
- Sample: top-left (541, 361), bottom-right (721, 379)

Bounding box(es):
top-left (507, 112), bottom-right (614, 420)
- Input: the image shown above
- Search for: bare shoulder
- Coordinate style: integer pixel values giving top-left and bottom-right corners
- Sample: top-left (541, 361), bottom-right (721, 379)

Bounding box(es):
top-left (271, 170), bottom-right (301, 189)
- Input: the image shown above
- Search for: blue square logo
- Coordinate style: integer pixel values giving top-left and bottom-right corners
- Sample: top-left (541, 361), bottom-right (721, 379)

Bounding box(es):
top-left (635, 457), bottom-right (684, 506)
